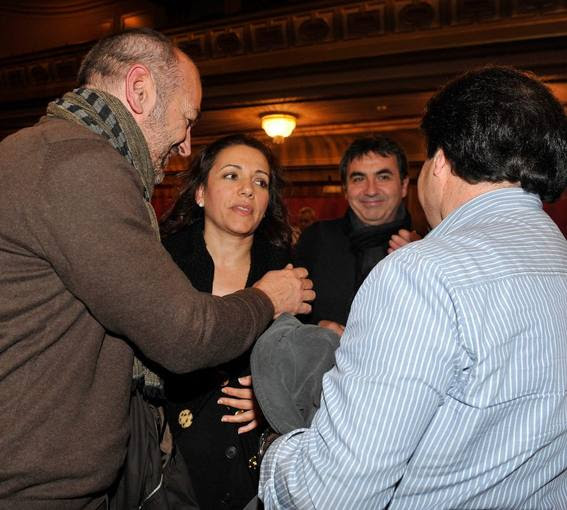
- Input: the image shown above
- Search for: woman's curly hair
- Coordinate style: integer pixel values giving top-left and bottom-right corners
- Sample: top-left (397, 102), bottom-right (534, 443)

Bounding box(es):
top-left (160, 134), bottom-right (291, 247)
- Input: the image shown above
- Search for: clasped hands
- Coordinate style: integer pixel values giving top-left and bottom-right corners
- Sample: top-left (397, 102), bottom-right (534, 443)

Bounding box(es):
top-left (218, 375), bottom-right (261, 434)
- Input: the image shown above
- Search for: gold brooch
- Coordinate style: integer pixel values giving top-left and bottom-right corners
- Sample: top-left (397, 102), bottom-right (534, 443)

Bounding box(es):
top-left (248, 455), bottom-right (258, 470)
top-left (178, 409), bottom-right (193, 428)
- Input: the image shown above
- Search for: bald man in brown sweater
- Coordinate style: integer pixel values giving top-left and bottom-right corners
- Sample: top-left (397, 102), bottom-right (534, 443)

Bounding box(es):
top-left (0, 28), bottom-right (313, 509)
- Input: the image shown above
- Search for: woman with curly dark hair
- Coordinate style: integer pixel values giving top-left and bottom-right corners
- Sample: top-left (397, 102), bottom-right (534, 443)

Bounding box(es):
top-left (161, 134), bottom-right (291, 509)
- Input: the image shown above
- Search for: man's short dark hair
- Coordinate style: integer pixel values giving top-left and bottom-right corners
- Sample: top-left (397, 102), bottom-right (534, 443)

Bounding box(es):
top-left (421, 65), bottom-right (567, 202)
top-left (339, 135), bottom-right (409, 186)
top-left (77, 28), bottom-right (179, 97)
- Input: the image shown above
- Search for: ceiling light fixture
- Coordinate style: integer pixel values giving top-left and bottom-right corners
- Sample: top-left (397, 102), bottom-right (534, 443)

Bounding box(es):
top-left (261, 113), bottom-right (297, 143)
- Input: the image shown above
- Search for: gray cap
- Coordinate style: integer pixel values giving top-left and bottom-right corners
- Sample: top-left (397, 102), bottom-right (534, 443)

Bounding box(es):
top-left (251, 314), bottom-right (340, 434)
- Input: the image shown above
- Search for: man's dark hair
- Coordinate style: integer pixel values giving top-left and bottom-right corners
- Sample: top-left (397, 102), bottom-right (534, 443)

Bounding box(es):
top-left (77, 28), bottom-right (179, 99)
top-left (339, 135), bottom-right (409, 185)
top-left (421, 65), bottom-right (567, 202)
top-left (160, 134), bottom-right (291, 248)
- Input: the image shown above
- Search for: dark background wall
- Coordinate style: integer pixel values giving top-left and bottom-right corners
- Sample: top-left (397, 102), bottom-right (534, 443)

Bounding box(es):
top-left (1, 0), bottom-right (566, 235)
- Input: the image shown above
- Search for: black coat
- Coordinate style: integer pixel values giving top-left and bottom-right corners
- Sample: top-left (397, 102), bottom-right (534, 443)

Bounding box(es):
top-left (293, 208), bottom-right (411, 326)
top-left (293, 214), bottom-right (356, 326)
top-left (163, 221), bottom-right (289, 510)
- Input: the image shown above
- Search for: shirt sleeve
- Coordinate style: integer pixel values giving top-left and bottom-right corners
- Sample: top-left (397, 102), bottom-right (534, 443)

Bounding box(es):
top-left (259, 248), bottom-right (459, 508)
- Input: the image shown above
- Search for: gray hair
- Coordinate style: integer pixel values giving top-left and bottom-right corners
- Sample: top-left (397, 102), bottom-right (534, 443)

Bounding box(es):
top-left (78, 28), bottom-right (180, 103)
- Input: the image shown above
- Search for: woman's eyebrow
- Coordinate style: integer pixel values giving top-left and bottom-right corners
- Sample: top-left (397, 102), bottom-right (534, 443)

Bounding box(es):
top-left (220, 163), bottom-right (242, 170)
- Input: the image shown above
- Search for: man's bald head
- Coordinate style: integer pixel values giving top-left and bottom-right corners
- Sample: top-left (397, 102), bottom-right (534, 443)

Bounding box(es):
top-left (78, 28), bottom-right (181, 100)
top-left (76, 28), bottom-right (202, 182)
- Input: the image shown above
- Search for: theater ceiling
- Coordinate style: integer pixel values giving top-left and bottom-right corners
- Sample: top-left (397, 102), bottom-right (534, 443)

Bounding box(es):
top-left (1, 0), bottom-right (566, 170)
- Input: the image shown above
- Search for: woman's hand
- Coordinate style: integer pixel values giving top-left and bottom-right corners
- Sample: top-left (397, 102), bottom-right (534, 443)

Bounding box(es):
top-left (218, 375), bottom-right (263, 434)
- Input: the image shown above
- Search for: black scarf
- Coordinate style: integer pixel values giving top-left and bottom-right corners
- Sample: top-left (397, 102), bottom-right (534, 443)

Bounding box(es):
top-left (163, 219), bottom-right (290, 399)
top-left (347, 205), bottom-right (412, 290)
top-left (164, 219), bottom-right (290, 293)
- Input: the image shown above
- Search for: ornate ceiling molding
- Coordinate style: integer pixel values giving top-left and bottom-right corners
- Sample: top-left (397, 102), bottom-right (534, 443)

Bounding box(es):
top-left (1, 0), bottom-right (566, 101)
top-left (170, 0), bottom-right (567, 66)
top-left (0, 0), bottom-right (118, 16)
top-left (1, 0), bottom-right (566, 142)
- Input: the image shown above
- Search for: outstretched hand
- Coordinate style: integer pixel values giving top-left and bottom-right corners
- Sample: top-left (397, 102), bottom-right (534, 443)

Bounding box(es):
top-left (219, 375), bottom-right (262, 434)
top-left (253, 264), bottom-right (315, 317)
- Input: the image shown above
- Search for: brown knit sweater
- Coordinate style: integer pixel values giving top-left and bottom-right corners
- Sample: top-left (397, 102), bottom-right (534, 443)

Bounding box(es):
top-left (0, 117), bottom-right (273, 508)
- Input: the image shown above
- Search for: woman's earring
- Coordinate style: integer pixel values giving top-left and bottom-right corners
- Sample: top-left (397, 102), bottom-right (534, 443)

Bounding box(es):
top-left (198, 201), bottom-right (204, 208)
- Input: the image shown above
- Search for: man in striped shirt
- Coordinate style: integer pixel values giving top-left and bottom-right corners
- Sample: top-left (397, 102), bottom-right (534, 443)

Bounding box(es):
top-left (259, 66), bottom-right (567, 509)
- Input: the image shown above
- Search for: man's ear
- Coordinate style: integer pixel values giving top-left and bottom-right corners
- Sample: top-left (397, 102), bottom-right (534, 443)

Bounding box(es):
top-left (432, 148), bottom-right (451, 177)
top-left (342, 177), bottom-right (350, 199)
top-left (400, 176), bottom-right (409, 198)
top-left (124, 64), bottom-right (157, 117)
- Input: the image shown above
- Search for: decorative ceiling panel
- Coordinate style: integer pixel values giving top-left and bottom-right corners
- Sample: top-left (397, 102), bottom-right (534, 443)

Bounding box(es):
top-left (1, 0), bottom-right (566, 150)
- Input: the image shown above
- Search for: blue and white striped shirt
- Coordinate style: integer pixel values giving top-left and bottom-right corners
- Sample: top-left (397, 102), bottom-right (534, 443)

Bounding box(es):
top-left (259, 188), bottom-right (567, 509)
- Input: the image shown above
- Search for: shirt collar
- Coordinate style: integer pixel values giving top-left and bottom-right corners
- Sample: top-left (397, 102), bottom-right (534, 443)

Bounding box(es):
top-left (429, 187), bottom-right (542, 238)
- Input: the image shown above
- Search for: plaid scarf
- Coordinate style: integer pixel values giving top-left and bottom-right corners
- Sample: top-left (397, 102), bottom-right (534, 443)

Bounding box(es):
top-left (47, 88), bottom-right (164, 396)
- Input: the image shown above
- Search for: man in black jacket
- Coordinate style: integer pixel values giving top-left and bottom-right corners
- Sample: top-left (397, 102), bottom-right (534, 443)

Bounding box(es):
top-left (294, 135), bottom-right (418, 334)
